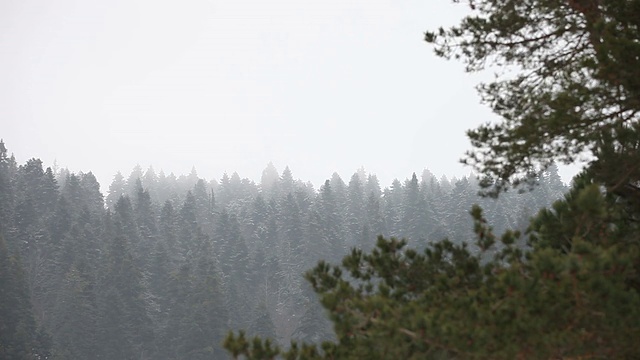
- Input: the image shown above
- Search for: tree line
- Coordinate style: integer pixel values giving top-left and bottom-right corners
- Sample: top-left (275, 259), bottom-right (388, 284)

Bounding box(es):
top-left (0, 141), bottom-right (565, 359)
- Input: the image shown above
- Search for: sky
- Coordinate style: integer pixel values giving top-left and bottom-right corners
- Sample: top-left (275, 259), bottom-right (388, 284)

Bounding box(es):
top-left (1, 0), bottom-right (580, 193)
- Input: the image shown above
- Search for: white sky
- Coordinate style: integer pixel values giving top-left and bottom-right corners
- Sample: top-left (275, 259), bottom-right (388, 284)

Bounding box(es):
top-left (1, 0), bottom-right (579, 192)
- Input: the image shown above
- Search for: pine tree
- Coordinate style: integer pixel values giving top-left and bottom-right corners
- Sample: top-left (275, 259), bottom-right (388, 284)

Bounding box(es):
top-left (317, 180), bottom-right (346, 263)
top-left (425, 0), bottom-right (640, 196)
top-left (97, 233), bottom-right (154, 359)
top-left (249, 303), bottom-right (277, 341)
top-left (383, 179), bottom-right (404, 238)
top-left (214, 210), bottom-right (252, 329)
top-left (401, 173), bottom-right (428, 246)
top-left (0, 140), bottom-right (16, 237)
top-left (159, 200), bottom-right (180, 265)
top-left (51, 261), bottom-right (98, 359)
top-left (280, 166), bottom-right (295, 197)
top-left (290, 295), bottom-right (333, 345)
top-left (142, 166), bottom-right (158, 203)
top-left (444, 177), bottom-right (478, 245)
top-left (0, 235), bottom-right (41, 360)
top-left (260, 162), bottom-right (280, 198)
top-left (79, 172), bottom-right (104, 216)
top-left (125, 164), bottom-right (144, 198)
top-left (181, 240), bottom-right (228, 360)
top-left (345, 173), bottom-right (366, 248)
top-left (106, 172), bottom-right (126, 210)
top-left (365, 174), bottom-right (382, 200)
top-left (362, 192), bottom-right (386, 251)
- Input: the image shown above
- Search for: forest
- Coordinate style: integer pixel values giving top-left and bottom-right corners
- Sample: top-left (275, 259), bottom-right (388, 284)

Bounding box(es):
top-left (5, 0), bottom-right (640, 358)
top-left (0, 140), bottom-right (567, 359)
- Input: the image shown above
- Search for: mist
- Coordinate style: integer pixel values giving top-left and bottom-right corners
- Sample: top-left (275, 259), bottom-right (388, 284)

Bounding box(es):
top-left (1, 0), bottom-right (524, 191)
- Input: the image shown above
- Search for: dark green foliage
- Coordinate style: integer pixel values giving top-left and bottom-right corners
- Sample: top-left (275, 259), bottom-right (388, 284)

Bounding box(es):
top-left (224, 183), bottom-right (640, 358)
top-left (425, 0), bottom-right (640, 196)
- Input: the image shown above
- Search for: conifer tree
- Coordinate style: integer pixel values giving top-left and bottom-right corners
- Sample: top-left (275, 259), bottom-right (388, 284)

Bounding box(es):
top-left (106, 172), bottom-right (126, 210)
top-left (425, 0), bottom-right (640, 196)
top-left (345, 173), bottom-right (366, 248)
top-left (0, 140), bottom-right (15, 236)
top-left (260, 162), bottom-right (280, 198)
top-left (97, 228), bottom-right (154, 359)
top-left (401, 173), bottom-right (428, 246)
top-left (249, 303), bottom-right (277, 340)
top-left (51, 261), bottom-right (98, 359)
top-left (317, 180), bottom-right (346, 263)
top-left (0, 235), bottom-right (40, 359)
top-left (280, 167), bottom-right (295, 197)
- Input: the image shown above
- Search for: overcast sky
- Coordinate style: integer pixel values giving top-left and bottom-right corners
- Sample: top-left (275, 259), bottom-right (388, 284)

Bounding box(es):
top-left (1, 0), bottom-right (579, 192)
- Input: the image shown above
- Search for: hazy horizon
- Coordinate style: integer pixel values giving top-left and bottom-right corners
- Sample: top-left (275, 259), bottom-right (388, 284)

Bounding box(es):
top-left (2, 0), bottom-right (582, 193)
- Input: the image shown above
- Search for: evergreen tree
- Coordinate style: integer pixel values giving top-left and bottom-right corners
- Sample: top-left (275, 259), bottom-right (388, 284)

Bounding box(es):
top-left (279, 193), bottom-right (305, 266)
top-left (214, 210), bottom-right (252, 329)
top-left (382, 179), bottom-right (403, 238)
top-left (51, 261), bottom-right (98, 359)
top-left (444, 177), bottom-right (478, 244)
top-left (290, 294), bottom-right (333, 345)
top-left (248, 303), bottom-right (277, 341)
top-left (362, 192), bottom-right (386, 250)
top-left (260, 162), bottom-right (280, 198)
top-left (142, 166), bottom-right (158, 203)
top-left (177, 191), bottom-right (202, 262)
top-left (159, 200), bottom-right (180, 265)
top-left (317, 180), bottom-right (346, 263)
top-left (345, 173), bottom-right (366, 248)
top-left (97, 233), bottom-right (154, 359)
top-left (365, 174), bottom-right (382, 200)
top-left (134, 179), bottom-right (158, 266)
top-left (156, 170), bottom-right (179, 205)
top-left (106, 172), bottom-right (126, 210)
top-left (280, 166), bottom-right (295, 197)
top-left (39, 167), bottom-right (59, 214)
top-left (180, 241), bottom-right (228, 360)
top-left (125, 164), bottom-right (144, 198)
top-left (79, 172), bottom-right (104, 216)
top-left (192, 179), bottom-right (215, 234)
top-left (0, 140), bottom-right (16, 237)
top-left (0, 235), bottom-right (40, 360)
top-left (425, 0), bottom-right (640, 196)
top-left (400, 173), bottom-right (428, 246)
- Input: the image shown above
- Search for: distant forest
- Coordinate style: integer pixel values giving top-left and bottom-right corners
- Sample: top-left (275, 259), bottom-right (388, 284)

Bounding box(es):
top-left (0, 140), bottom-right (566, 359)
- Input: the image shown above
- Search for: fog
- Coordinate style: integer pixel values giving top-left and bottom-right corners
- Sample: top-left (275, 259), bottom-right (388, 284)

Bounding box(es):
top-left (0, 2), bottom-right (589, 358)
top-left (0, 0), bottom-right (540, 190)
